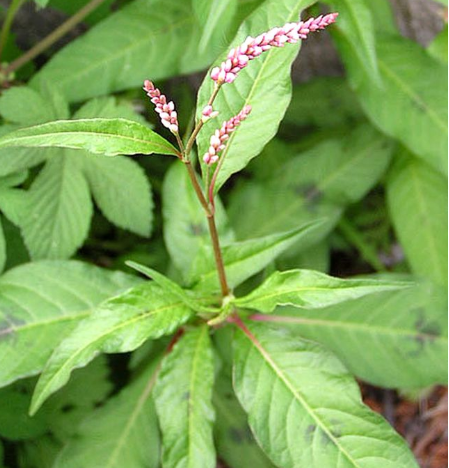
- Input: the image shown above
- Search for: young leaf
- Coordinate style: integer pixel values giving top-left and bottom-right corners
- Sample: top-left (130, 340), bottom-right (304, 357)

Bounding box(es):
top-left (0, 119), bottom-right (179, 157)
top-left (196, 0), bottom-right (316, 190)
top-left (267, 276), bottom-right (448, 389)
top-left (233, 322), bottom-right (420, 468)
top-left (387, 150), bottom-right (448, 286)
top-left (53, 355), bottom-right (161, 468)
top-left (162, 161), bottom-right (234, 279)
top-left (191, 220), bottom-right (323, 291)
top-left (235, 269), bottom-right (410, 312)
top-left (0, 261), bottom-right (140, 388)
top-left (30, 282), bottom-right (193, 414)
top-left (19, 154), bottom-right (93, 260)
top-left (31, 0), bottom-right (230, 103)
top-left (339, 34), bottom-right (448, 175)
top-left (154, 326), bottom-right (216, 468)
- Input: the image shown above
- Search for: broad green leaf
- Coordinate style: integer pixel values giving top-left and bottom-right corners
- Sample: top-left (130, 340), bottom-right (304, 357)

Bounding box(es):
top-left (154, 326), bottom-right (215, 468)
top-left (162, 162), bottom-right (234, 279)
top-left (323, 0), bottom-right (379, 83)
top-left (271, 276), bottom-right (448, 388)
top-left (339, 34), bottom-right (448, 175)
top-left (0, 186), bottom-right (28, 227)
top-left (31, 0), bottom-right (231, 103)
top-left (387, 151), bottom-right (448, 286)
top-left (20, 154), bottom-right (93, 260)
top-left (235, 269), bottom-right (410, 312)
top-left (196, 0), bottom-right (317, 191)
top-left (229, 125), bottom-right (392, 242)
top-left (30, 282), bottom-right (193, 414)
top-left (213, 367), bottom-right (276, 468)
top-left (233, 322), bottom-right (420, 468)
top-left (191, 221), bottom-right (322, 291)
top-left (428, 25), bottom-right (448, 64)
top-left (54, 356), bottom-right (161, 468)
top-left (194, 0), bottom-right (237, 53)
top-left (82, 154), bottom-right (153, 236)
top-left (0, 119), bottom-right (179, 157)
top-left (0, 260), bottom-right (140, 387)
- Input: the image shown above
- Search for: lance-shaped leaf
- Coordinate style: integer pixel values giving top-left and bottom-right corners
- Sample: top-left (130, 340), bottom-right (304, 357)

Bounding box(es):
top-left (262, 276), bottom-right (448, 389)
top-left (191, 220), bottom-right (323, 291)
top-left (196, 0), bottom-right (316, 190)
top-left (30, 282), bottom-right (193, 414)
top-left (53, 355), bottom-right (161, 468)
top-left (0, 119), bottom-right (179, 157)
top-left (154, 326), bottom-right (215, 468)
top-left (235, 269), bottom-right (410, 312)
top-left (387, 150), bottom-right (448, 286)
top-left (0, 261), bottom-right (140, 388)
top-left (233, 322), bottom-right (420, 468)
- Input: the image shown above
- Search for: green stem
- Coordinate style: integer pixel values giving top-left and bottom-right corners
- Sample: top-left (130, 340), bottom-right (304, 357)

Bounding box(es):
top-left (338, 216), bottom-right (386, 272)
top-left (0, 0), bottom-right (24, 63)
top-left (3, 0), bottom-right (107, 75)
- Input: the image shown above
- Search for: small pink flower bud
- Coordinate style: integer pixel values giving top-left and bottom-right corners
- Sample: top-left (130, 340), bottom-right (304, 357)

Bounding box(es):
top-left (143, 80), bottom-right (179, 134)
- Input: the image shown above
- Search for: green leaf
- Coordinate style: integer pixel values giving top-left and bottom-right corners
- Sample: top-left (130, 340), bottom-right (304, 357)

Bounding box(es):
top-left (0, 119), bottom-right (179, 157)
top-left (0, 186), bottom-right (28, 227)
top-left (0, 220), bottom-right (5, 274)
top-left (31, 0), bottom-right (230, 103)
top-left (191, 221), bottom-right (323, 291)
top-left (154, 326), bottom-right (215, 468)
top-left (340, 34), bottom-right (448, 175)
top-left (53, 356), bottom-right (161, 468)
top-left (30, 282), bottom-right (193, 414)
top-left (270, 276), bottom-right (448, 388)
top-left (162, 161), bottom-right (234, 279)
top-left (194, 0), bottom-right (238, 53)
top-left (0, 260), bottom-right (140, 387)
top-left (235, 269), bottom-right (410, 312)
top-left (196, 0), bottom-right (315, 191)
top-left (323, 0), bottom-right (380, 83)
top-left (233, 322), bottom-right (420, 468)
top-left (19, 154), bottom-right (93, 260)
top-left (428, 25), bottom-right (448, 64)
top-left (229, 125), bottom-right (392, 242)
top-left (387, 150), bottom-right (448, 286)
top-left (82, 155), bottom-right (153, 237)
top-left (213, 367), bottom-right (276, 468)
top-left (34, 0), bottom-right (50, 6)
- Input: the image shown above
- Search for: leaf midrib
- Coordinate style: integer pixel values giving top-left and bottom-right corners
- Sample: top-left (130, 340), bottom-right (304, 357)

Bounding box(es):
top-left (241, 327), bottom-right (361, 468)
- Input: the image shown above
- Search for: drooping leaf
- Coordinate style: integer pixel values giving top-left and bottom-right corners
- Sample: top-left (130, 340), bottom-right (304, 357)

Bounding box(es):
top-left (53, 355), bottom-right (161, 468)
top-left (235, 269), bottom-right (410, 312)
top-left (196, 0), bottom-right (318, 191)
top-left (191, 221), bottom-right (323, 291)
top-left (19, 155), bottom-right (92, 260)
top-left (30, 282), bottom-right (193, 414)
top-left (270, 276), bottom-right (448, 388)
top-left (154, 326), bottom-right (216, 468)
top-left (338, 34), bottom-right (448, 175)
top-left (233, 322), bottom-right (420, 468)
top-left (0, 119), bottom-right (179, 157)
top-left (0, 261), bottom-right (140, 388)
top-left (162, 161), bottom-right (234, 279)
top-left (31, 0), bottom-right (232, 103)
top-left (387, 150), bottom-right (448, 286)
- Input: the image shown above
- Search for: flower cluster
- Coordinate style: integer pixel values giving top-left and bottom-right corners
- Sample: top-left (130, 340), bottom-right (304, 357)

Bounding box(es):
top-left (203, 105), bottom-right (252, 165)
top-left (211, 13), bottom-right (338, 84)
top-left (202, 105), bottom-right (219, 122)
top-left (143, 80), bottom-right (179, 133)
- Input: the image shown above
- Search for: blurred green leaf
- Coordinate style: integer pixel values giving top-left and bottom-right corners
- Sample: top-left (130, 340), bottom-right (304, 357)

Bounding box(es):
top-left (154, 326), bottom-right (215, 468)
top-left (0, 260), bottom-right (140, 388)
top-left (233, 322), bottom-right (420, 468)
top-left (387, 150), bottom-right (448, 286)
top-left (428, 25), bottom-right (448, 64)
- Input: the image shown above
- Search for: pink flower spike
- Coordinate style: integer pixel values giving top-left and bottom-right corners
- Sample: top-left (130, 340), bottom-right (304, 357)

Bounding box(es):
top-left (203, 105), bottom-right (252, 165)
top-left (143, 80), bottom-right (179, 134)
top-left (210, 12), bottom-right (338, 85)
top-left (202, 105), bottom-right (219, 123)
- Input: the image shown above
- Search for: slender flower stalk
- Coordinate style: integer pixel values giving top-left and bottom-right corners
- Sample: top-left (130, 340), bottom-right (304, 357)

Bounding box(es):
top-left (143, 80), bottom-right (179, 133)
top-left (203, 105), bottom-right (252, 165)
top-left (211, 13), bottom-right (338, 84)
